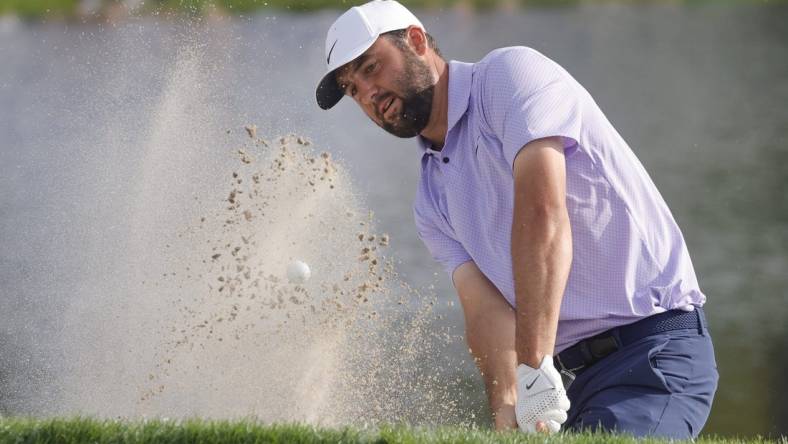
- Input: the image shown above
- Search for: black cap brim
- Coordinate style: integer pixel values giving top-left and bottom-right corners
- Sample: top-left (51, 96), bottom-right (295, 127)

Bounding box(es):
top-left (316, 71), bottom-right (344, 110)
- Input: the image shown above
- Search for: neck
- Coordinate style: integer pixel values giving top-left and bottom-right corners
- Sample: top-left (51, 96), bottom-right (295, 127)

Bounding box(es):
top-left (419, 56), bottom-right (449, 149)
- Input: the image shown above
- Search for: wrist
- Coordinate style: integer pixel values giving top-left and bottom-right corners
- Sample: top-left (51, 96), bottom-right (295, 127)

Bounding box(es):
top-left (516, 356), bottom-right (556, 384)
top-left (519, 355), bottom-right (543, 369)
top-left (515, 318), bottom-right (558, 369)
top-left (518, 349), bottom-right (551, 369)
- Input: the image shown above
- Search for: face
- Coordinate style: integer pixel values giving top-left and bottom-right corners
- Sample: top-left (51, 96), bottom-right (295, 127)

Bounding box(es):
top-left (335, 34), bottom-right (435, 138)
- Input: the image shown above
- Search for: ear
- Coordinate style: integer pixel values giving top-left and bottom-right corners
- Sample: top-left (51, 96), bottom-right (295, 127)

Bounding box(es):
top-left (405, 25), bottom-right (428, 56)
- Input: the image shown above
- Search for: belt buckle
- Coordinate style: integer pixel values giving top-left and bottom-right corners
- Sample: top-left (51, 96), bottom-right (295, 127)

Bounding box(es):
top-left (555, 354), bottom-right (583, 389)
top-left (559, 368), bottom-right (576, 390)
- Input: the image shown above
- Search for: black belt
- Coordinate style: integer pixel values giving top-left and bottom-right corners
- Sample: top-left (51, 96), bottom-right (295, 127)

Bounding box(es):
top-left (555, 307), bottom-right (707, 378)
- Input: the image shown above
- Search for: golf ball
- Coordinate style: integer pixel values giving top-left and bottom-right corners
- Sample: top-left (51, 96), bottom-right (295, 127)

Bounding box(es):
top-left (286, 260), bottom-right (311, 284)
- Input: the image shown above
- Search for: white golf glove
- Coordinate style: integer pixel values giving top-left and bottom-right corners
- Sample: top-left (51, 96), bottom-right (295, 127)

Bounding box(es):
top-left (515, 355), bottom-right (571, 434)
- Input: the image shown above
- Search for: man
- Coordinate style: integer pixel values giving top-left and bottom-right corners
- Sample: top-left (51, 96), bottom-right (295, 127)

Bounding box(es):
top-left (315, 0), bottom-right (718, 437)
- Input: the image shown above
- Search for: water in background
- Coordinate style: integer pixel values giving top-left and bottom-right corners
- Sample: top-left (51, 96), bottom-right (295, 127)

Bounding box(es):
top-left (1, 3), bottom-right (786, 437)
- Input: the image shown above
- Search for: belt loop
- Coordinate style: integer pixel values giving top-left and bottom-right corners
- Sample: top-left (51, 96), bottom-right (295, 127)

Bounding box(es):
top-left (610, 327), bottom-right (624, 349)
top-left (697, 306), bottom-right (706, 336)
top-left (579, 341), bottom-right (593, 364)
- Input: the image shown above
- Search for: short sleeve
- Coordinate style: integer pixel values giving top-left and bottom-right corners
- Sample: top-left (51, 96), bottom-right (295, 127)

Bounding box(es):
top-left (480, 47), bottom-right (582, 169)
top-left (413, 203), bottom-right (472, 283)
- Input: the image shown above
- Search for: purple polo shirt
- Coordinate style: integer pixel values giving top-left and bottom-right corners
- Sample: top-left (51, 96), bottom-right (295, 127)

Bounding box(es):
top-left (413, 47), bottom-right (705, 352)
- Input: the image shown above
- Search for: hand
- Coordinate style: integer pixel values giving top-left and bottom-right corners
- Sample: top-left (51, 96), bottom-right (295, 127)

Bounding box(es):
top-left (515, 355), bottom-right (571, 434)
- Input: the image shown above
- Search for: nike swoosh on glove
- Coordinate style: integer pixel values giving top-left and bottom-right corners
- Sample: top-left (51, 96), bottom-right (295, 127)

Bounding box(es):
top-left (515, 355), bottom-right (571, 434)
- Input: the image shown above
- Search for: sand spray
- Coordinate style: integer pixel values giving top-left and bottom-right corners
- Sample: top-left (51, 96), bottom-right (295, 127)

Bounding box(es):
top-left (6, 44), bottom-right (483, 426)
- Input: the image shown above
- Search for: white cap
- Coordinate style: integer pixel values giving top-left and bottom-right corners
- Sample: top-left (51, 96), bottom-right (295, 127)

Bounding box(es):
top-left (316, 0), bottom-right (425, 110)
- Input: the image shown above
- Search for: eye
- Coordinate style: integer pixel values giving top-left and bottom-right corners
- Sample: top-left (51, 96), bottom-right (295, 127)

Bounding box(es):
top-left (364, 62), bottom-right (377, 75)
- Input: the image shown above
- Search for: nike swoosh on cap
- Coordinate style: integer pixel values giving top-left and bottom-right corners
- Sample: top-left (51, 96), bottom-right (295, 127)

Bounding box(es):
top-left (327, 39), bottom-right (338, 65)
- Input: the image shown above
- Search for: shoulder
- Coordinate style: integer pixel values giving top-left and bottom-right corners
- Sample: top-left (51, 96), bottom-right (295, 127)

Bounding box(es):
top-left (473, 47), bottom-right (566, 129)
top-left (476, 46), bottom-right (563, 88)
top-left (475, 47), bottom-right (566, 111)
top-left (478, 46), bottom-right (544, 67)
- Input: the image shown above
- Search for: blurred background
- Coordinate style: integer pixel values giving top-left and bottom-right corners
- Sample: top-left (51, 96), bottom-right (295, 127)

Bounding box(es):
top-left (1, 0), bottom-right (786, 438)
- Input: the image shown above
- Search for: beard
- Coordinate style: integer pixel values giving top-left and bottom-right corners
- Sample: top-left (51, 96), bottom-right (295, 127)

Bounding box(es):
top-left (378, 50), bottom-right (435, 138)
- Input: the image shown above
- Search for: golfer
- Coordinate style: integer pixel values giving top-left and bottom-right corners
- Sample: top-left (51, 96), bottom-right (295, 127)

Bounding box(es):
top-left (315, 0), bottom-right (718, 437)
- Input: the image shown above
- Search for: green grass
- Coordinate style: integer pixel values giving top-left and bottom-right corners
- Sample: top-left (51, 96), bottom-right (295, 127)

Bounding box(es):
top-left (0, 418), bottom-right (783, 444)
top-left (0, 0), bottom-right (77, 19)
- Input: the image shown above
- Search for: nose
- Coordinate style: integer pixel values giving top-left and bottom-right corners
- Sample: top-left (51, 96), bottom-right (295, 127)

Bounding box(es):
top-left (356, 77), bottom-right (378, 107)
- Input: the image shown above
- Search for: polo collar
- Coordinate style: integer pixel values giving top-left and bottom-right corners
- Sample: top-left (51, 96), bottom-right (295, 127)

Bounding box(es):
top-left (417, 60), bottom-right (474, 154)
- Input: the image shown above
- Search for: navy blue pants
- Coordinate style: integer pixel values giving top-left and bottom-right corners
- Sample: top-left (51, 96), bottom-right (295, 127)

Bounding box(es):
top-left (564, 312), bottom-right (719, 438)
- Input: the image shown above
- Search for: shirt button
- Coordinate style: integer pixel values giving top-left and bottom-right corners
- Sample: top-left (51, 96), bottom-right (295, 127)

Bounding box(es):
top-left (442, 157), bottom-right (450, 164)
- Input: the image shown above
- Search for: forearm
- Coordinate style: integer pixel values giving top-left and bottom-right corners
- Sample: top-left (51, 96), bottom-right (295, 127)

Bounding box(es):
top-left (511, 208), bottom-right (572, 368)
top-left (453, 262), bottom-right (519, 429)
top-left (465, 308), bottom-right (517, 415)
